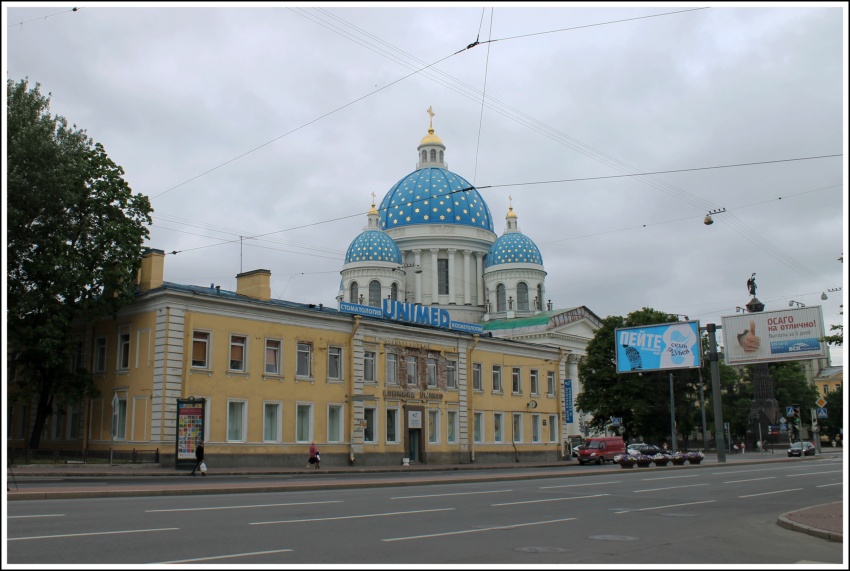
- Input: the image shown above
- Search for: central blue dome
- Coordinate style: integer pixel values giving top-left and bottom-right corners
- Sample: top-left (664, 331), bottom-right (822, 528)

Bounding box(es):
top-left (344, 230), bottom-right (402, 265)
top-left (379, 168), bottom-right (494, 232)
top-left (484, 233), bottom-right (543, 268)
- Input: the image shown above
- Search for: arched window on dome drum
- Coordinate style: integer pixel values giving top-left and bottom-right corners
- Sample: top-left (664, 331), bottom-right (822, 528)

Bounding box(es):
top-left (390, 282), bottom-right (398, 301)
top-left (439, 150), bottom-right (443, 163)
top-left (537, 284), bottom-right (544, 310)
top-left (430, 149), bottom-right (436, 162)
top-left (421, 150), bottom-right (427, 163)
top-left (350, 282), bottom-right (359, 304)
top-left (517, 282), bottom-right (529, 311)
top-left (369, 280), bottom-right (382, 307)
top-left (496, 284), bottom-right (506, 312)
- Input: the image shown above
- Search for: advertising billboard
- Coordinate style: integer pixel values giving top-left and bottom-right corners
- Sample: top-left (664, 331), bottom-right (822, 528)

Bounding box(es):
top-left (721, 306), bottom-right (827, 366)
top-left (615, 321), bottom-right (701, 373)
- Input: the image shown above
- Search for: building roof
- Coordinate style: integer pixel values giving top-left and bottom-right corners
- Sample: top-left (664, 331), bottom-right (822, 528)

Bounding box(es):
top-left (344, 229), bottom-right (402, 264)
top-left (814, 366), bottom-right (844, 381)
top-left (484, 232), bottom-right (543, 268)
top-left (482, 306), bottom-right (603, 332)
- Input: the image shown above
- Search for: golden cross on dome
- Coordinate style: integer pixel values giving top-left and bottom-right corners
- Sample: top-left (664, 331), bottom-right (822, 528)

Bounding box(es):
top-left (427, 106), bottom-right (435, 129)
top-left (508, 195), bottom-right (513, 207)
top-left (371, 191), bottom-right (376, 204)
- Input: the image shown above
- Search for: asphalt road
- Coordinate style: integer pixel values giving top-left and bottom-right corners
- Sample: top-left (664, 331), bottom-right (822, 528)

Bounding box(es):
top-left (6, 456), bottom-right (844, 565)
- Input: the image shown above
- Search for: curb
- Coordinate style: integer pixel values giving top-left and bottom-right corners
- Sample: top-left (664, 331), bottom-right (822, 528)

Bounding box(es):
top-left (776, 503), bottom-right (844, 543)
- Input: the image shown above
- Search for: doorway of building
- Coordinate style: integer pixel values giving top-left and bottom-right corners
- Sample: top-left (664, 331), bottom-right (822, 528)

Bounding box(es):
top-left (408, 429), bottom-right (421, 462)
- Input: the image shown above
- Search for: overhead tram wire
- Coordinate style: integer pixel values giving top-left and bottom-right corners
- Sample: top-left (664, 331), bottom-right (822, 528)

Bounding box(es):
top-left (472, 8), bottom-right (495, 186)
top-left (7, 7), bottom-right (78, 28)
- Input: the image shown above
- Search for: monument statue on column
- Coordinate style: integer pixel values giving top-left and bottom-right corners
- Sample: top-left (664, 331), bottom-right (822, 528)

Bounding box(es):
top-left (743, 273), bottom-right (778, 451)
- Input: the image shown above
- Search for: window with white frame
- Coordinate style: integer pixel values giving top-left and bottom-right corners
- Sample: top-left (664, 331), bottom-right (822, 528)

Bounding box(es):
top-left (295, 403), bottom-right (312, 442)
top-left (328, 404), bottom-right (343, 443)
top-left (406, 356), bottom-right (418, 386)
top-left (426, 358), bottom-right (437, 387)
top-left (492, 365), bottom-right (502, 392)
top-left (93, 337), bottom-right (107, 373)
top-left (447, 410), bottom-right (458, 444)
top-left (364, 351), bottom-right (376, 383)
top-left (368, 280), bottom-right (381, 307)
top-left (473, 363), bottom-right (482, 391)
top-left (328, 346), bottom-right (343, 380)
top-left (230, 335), bottom-right (247, 371)
top-left (447, 360), bottom-right (457, 389)
top-left (517, 282), bottom-right (529, 310)
top-left (296, 343), bottom-right (312, 378)
top-left (227, 400), bottom-right (247, 442)
top-left (192, 331), bottom-right (210, 368)
top-left (112, 396), bottom-right (127, 440)
top-left (531, 414), bottom-right (541, 443)
top-left (364, 407), bottom-right (377, 443)
top-left (473, 411), bottom-right (483, 443)
top-left (350, 281), bottom-right (359, 304)
top-left (513, 413), bottom-right (523, 443)
top-left (547, 371), bottom-right (556, 396)
top-left (386, 353), bottom-right (398, 385)
top-left (512, 367), bottom-right (522, 394)
top-left (494, 412), bottom-right (504, 443)
top-left (548, 415), bottom-right (558, 442)
top-left (386, 407), bottom-right (399, 443)
top-left (437, 259), bottom-right (449, 295)
top-left (117, 329), bottom-right (130, 370)
top-left (530, 370), bottom-right (539, 395)
top-left (428, 409), bottom-right (440, 443)
top-left (263, 402), bottom-right (281, 442)
top-left (265, 339), bottom-right (281, 375)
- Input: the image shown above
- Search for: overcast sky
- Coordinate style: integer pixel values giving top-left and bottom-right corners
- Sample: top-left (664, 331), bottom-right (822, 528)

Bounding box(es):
top-left (4, 3), bottom-right (847, 365)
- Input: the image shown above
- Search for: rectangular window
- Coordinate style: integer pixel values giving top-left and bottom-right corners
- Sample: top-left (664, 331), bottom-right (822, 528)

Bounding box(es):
top-left (406, 356), bottom-right (418, 385)
top-left (531, 414), bottom-right (541, 443)
top-left (513, 413), bottom-right (523, 443)
top-left (386, 408), bottom-right (399, 443)
top-left (494, 412), bottom-right (504, 443)
top-left (438, 259), bottom-right (449, 295)
top-left (823, 385), bottom-right (830, 394)
top-left (512, 367), bottom-right (522, 394)
top-left (93, 337), bottom-right (107, 373)
top-left (447, 360), bottom-right (457, 389)
top-left (547, 371), bottom-right (556, 396)
top-left (492, 365), bottom-right (502, 393)
top-left (364, 351), bottom-right (376, 382)
top-left (473, 363), bottom-right (482, 391)
top-left (296, 343), bottom-right (312, 377)
top-left (364, 407), bottom-right (377, 443)
top-left (473, 411), bottom-right (483, 443)
top-left (117, 330), bottom-right (130, 370)
top-left (265, 339), bottom-right (281, 375)
top-left (386, 353), bottom-right (398, 385)
top-left (68, 404), bottom-right (81, 440)
top-left (548, 415), bottom-right (558, 442)
top-left (16, 405), bottom-right (28, 440)
top-left (447, 410), bottom-right (458, 444)
top-left (427, 358), bottom-right (437, 387)
top-left (263, 402), bottom-right (281, 442)
top-left (530, 370), bottom-right (539, 395)
top-left (328, 404), bottom-right (343, 443)
top-left (328, 346), bottom-right (342, 380)
top-left (192, 331), bottom-right (210, 368)
top-left (230, 335), bottom-right (247, 371)
top-left (296, 403), bottom-right (312, 442)
top-left (113, 397), bottom-right (127, 440)
top-left (227, 401), bottom-right (246, 442)
top-left (428, 409), bottom-right (440, 444)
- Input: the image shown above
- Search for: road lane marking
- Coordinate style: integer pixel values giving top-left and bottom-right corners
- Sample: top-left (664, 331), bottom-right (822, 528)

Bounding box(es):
top-left (816, 483), bottom-right (842, 487)
top-left (146, 500), bottom-right (342, 512)
top-left (708, 465), bottom-right (827, 476)
top-left (250, 507), bottom-right (453, 525)
top-left (156, 548), bottom-right (294, 563)
top-left (786, 470), bottom-right (843, 477)
top-left (739, 488), bottom-right (803, 498)
top-left (9, 527), bottom-right (178, 541)
top-left (540, 482), bottom-right (620, 489)
top-left (7, 514), bottom-right (65, 519)
top-left (391, 490), bottom-right (512, 499)
top-left (633, 484), bottom-right (708, 493)
top-left (383, 517), bottom-right (577, 542)
top-left (640, 474), bottom-right (700, 481)
top-left (492, 493), bottom-right (608, 507)
top-left (615, 500), bottom-right (715, 513)
top-left (723, 477), bottom-right (776, 484)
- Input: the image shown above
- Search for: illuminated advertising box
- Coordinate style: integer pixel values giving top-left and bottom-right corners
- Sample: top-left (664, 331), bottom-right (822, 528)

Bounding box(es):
top-left (721, 306), bottom-right (827, 366)
top-left (615, 321), bottom-right (702, 373)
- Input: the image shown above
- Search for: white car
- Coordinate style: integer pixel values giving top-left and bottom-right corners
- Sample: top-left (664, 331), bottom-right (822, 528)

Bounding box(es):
top-left (626, 443), bottom-right (646, 456)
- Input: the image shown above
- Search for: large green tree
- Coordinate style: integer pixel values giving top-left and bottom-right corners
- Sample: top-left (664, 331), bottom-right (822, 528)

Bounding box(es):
top-left (7, 78), bottom-right (153, 449)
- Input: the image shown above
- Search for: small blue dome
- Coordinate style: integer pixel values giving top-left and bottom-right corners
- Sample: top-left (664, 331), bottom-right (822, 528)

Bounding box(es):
top-left (379, 168), bottom-right (494, 232)
top-left (344, 230), bottom-right (402, 265)
top-left (484, 233), bottom-right (543, 268)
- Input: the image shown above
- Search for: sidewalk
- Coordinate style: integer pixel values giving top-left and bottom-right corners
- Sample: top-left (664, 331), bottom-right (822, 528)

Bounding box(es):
top-left (6, 451), bottom-right (843, 542)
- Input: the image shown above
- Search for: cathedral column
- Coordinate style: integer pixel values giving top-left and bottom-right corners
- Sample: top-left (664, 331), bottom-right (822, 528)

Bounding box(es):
top-left (462, 250), bottom-right (472, 305)
top-left (430, 248), bottom-right (439, 304)
top-left (447, 248), bottom-right (457, 305)
top-left (475, 252), bottom-right (484, 306)
top-left (413, 249), bottom-right (422, 304)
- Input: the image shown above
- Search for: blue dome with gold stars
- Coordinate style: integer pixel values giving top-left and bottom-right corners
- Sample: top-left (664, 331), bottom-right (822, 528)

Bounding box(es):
top-left (379, 168), bottom-right (494, 232)
top-left (484, 232), bottom-right (543, 268)
top-left (344, 230), bottom-right (402, 265)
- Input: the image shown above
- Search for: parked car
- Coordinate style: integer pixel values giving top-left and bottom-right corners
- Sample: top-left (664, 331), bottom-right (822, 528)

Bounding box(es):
top-left (577, 437), bottom-right (626, 465)
top-left (572, 445), bottom-right (584, 458)
top-left (626, 443), bottom-right (646, 456)
top-left (787, 441), bottom-right (816, 457)
top-left (633, 444), bottom-right (669, 456)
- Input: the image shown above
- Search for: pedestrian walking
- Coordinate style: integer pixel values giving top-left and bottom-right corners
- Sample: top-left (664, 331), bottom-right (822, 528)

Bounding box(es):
top-left (192, 440), bottom-right (206, 476)
top-left (308, 442), bottom-right (320, 469)
top-left (741, 442), bottom-right (746, 454)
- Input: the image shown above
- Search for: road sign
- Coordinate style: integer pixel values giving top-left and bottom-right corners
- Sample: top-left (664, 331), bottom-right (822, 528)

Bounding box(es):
top-left (816, 397), bottom-right (827, 408)
top-left (779, 417), bottom-right (786, 424)
top-left (817, 407), bottom-right (828, 419)
top-left (611, 417), bottom-right (622, 427)
top-left (780, 423), bottom-right (788, 432)
top-left (786, 406), bottom-right (795, 417)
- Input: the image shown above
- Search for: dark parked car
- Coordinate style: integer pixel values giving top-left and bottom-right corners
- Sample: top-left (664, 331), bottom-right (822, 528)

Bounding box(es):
top-left (787, 441), bottom-right (815, 457)
top-left (631, 444), bottom-right (668, 456)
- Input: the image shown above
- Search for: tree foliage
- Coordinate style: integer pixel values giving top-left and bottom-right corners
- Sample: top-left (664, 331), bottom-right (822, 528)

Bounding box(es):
top-left (7, 78), bottom-right (153, 449)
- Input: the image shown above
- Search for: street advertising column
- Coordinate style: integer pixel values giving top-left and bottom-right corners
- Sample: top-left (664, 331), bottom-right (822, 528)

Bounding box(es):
top-left (175, 397), bottom-right (205, 470)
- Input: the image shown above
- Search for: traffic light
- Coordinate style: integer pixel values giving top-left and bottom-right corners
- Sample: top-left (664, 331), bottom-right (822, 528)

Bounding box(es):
top-left (792, 404), bottom-right (801, 425)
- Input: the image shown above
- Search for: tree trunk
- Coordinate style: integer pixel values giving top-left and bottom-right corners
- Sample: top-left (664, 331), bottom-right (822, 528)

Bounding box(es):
top-left (28, 386), bottom-right (53, 450)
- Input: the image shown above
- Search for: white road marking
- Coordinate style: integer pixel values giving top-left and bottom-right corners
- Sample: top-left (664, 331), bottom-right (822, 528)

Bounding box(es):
top-left (250, 507), bottom-right (453, 525)
top-left (391, 489), bottom-right (512, 499)
top-left (633, 484), bottom-right (708, 493)
top-left (640, 474), bottom-right (701, 481)
top-left (492, 493), bottom-right (609, 507)
top-left (723, 477), bottom-right (776, 484)
top-left (816, 483), bottom-right (842, 487)
top-left (146, 500), bottom-right (341, 512)
top-left (540, 481), bottom-right (620, 489)
top-left (156, 548), bottom-right (294, 563)
top-left (383, 517), bottom-right (577, 542)
top-left (615, 500), bottom-right (715, 513)
top-left (6, 514), bottom-right (65, 519)
top-left (9, 527), bottom-right (178, 541)
top-left (786, 470), bottom-right (843, 477)
top-left (739, 488), bottom-right (803, 498)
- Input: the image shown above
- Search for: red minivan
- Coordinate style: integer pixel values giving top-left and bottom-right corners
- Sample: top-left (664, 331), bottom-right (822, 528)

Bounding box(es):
top-left (577, 437), bottom-right (626, 465)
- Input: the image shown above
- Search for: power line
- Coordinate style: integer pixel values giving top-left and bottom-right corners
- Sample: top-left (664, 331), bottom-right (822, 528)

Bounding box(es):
top-left (7, 7), bottom-right (78, 28)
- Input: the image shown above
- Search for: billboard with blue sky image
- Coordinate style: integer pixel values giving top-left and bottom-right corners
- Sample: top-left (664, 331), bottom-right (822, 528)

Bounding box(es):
top-left (615, 321), bottom-right (701, 374)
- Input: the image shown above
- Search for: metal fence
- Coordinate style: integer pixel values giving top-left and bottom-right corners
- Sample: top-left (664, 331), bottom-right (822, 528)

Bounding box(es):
top-left (7, 448), bottom-right (160, 465)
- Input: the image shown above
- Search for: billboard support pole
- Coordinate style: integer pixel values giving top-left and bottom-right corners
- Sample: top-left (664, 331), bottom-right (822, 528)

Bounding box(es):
top-left (707, 323), bottom-right (727, 463)
top-left (669, 373), bottom-right (677, 453)
top-left (698, 368), bottom-right (709, 451)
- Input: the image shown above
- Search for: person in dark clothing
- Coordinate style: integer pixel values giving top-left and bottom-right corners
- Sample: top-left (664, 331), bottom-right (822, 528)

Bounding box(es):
top-left (192, 441), bottom-right (205, 476)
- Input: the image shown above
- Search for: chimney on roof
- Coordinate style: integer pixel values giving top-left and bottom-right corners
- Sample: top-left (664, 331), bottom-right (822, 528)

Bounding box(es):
top-left (236, 269), bottom-right (271, 301)
top-left (137, 249), bottom-right (165, 293)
